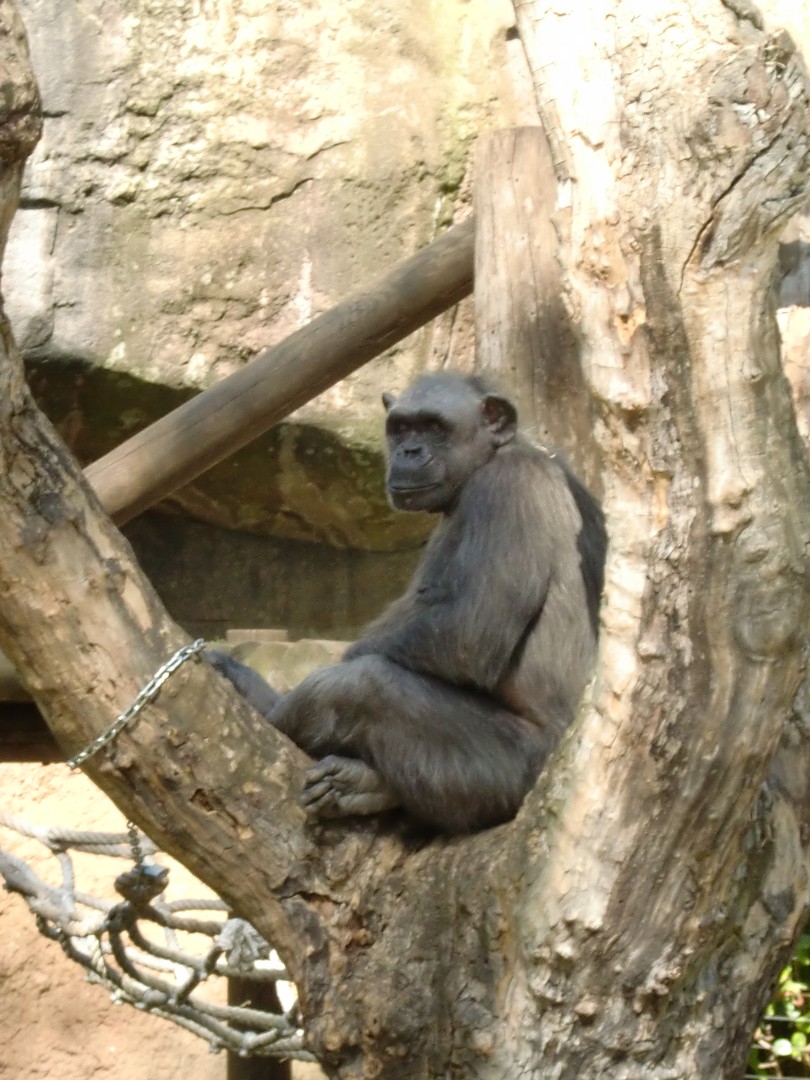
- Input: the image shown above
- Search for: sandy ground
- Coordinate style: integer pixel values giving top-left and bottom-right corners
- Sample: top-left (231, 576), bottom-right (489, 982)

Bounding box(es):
top-left (0, 762), bottom-right (323, 1080)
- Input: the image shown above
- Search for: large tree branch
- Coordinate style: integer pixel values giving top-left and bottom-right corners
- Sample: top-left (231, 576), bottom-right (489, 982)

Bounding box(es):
top-left (0, 357), bottom-right (319, 968)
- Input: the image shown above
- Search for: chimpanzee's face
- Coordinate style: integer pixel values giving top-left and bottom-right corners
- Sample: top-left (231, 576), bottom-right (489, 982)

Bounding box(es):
top-left (382, 374), bottom-right (516, 514)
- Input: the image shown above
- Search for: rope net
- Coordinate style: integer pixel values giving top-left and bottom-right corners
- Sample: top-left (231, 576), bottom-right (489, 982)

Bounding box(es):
top-left (0, 811), bottom-right (313, 1062)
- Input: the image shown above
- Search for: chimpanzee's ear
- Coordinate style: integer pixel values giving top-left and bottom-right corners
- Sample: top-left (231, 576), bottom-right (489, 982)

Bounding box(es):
top-left (382, 391), bottom-right (396, 412)
top-left (482, 394), bottom-right (517, 446)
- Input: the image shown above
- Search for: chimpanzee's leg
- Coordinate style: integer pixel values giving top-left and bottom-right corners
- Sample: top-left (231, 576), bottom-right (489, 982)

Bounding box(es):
top-left (208, 651), bottom-right (403, 817)
top-left (273, 655), bottom-right (549, 834)
top-left (208, 651), bottom-right (549, 832)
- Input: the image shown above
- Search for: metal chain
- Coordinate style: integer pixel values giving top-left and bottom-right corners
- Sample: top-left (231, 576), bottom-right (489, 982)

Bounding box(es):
top-left (67, 638), bottom-right (207, 770)
top-left (126, 820), bottom-right (145, 868)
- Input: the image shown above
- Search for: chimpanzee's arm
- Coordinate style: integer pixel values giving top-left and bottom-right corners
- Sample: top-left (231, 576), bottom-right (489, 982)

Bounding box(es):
top-left (346, 451), bottom-right (573, 692)
top-left (206, 649), bottom-right (281, 718)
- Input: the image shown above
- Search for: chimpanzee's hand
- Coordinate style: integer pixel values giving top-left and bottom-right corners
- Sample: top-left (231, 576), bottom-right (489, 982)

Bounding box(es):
top-left (206, 649), bottom-right (280, 719)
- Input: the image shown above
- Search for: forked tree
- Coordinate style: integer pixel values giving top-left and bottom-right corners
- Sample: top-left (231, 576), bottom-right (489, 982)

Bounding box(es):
top-left (0, 1), bottom-right (809, 1077)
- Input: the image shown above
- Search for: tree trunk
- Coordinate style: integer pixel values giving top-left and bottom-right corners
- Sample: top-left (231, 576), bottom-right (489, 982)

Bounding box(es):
top-left (0, 3), bottom-right (809, 1079)
top-left (504, 0), bottom-right (810, 1073)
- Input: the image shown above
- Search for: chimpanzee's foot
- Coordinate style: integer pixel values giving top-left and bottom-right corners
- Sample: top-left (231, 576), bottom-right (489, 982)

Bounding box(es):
top-left (302, 755), bottom-right (401, 819)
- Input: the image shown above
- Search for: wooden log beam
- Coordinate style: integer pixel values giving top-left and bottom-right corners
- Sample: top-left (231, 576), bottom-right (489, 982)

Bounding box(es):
top-left (475, 128), bottom-right (549, 432)
top-left (85, 218), bottom-right (475, 525)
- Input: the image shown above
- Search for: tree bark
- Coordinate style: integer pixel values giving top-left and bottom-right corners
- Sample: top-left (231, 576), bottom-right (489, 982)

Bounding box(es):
top-left (505, 1), bottom-right (810, 1074)
top-left (0, 3), bottom-right (809, 1080)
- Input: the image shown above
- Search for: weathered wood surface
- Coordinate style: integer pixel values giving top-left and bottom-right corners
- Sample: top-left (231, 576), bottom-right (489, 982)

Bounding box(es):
top-left (500, 5), bottom-right (810, 1077)
top-left (84, 218), bottom-right (475, 525)
top-left (474, 126), bottom-right (602, 492)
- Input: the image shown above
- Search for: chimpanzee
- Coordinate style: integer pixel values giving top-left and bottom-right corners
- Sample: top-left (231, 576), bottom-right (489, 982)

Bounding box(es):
top-left (209, 371), bottom-right (606, 834)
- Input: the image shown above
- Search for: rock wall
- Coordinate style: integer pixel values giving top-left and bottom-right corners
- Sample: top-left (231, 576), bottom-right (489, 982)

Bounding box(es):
top-left (9, 0), bottom-right (520, 385)
top-left (3, 0), bottom-right (539, 552)
top-left (124, 512), bottom-right (418, 641)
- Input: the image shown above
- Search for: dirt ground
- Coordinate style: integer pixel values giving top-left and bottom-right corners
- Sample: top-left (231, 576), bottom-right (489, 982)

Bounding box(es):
top-left (0, 762), bottom-right (323, 1080)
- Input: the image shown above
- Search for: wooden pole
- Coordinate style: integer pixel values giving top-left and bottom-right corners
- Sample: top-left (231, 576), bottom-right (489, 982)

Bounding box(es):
top-left (474, 128), bottom-right (549, 432)
top-left (227, 978), bottom-right (291, 1080)
top-left (474, 128), bottom-right (602, 494)
top-left (85, 218), bottom-right (475, 524)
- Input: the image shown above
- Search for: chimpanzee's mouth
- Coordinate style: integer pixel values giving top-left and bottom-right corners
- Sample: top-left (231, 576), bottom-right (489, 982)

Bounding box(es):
top-left (389, 483), bottom-right (438, 494)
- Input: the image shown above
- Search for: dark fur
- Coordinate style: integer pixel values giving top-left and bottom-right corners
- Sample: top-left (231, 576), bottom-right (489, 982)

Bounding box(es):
top-left (209, 372), bottom-right (606, 834)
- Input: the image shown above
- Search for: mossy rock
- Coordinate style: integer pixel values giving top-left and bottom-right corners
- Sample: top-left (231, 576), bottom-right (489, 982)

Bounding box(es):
top-left (28, 358), bottom-right (433, 552)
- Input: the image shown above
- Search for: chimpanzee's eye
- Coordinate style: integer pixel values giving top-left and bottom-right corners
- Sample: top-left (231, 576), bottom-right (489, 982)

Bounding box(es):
top-left (425, 419), bottom-right (447, 438)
